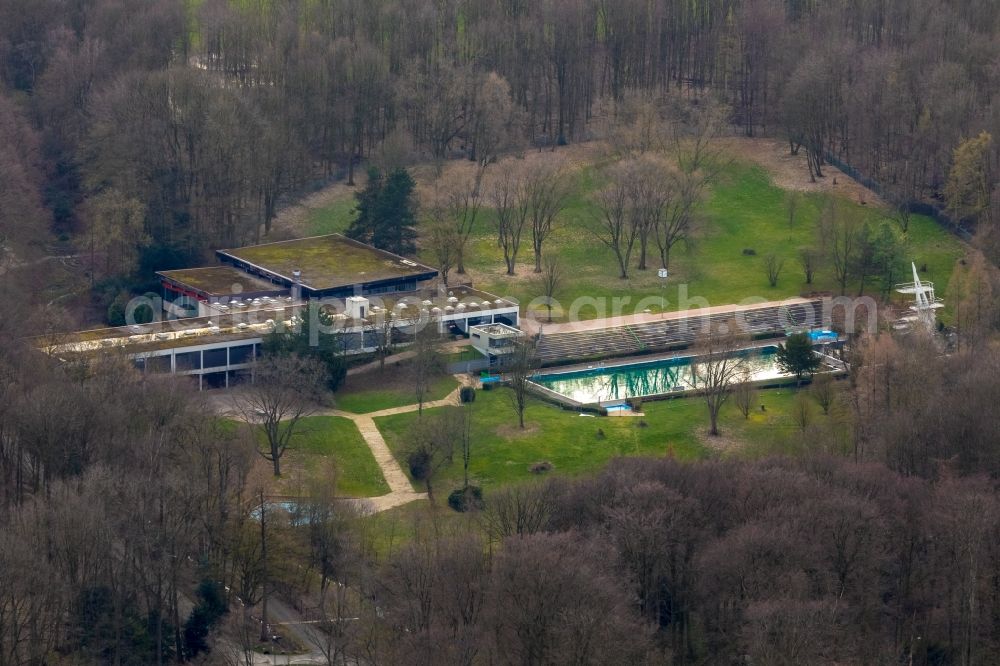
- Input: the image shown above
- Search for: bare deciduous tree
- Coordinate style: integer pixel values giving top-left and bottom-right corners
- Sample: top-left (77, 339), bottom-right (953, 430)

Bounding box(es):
top-left (630, 155), bottom-right (671, 270)
top-left (536, 255), bottom-right (562, 322)
top-left (409, 324), bottom-right (444, 415)
top-left (427, 172), bottom-right (483, 276)
top-left (502, 337), bottom-right (536, 429)
top-left (686, 318), bottom-right (750, 436)
top-left (798, 247), bottom-right (819, 285)
top-left (764, 253), bottom-right (784, 287)
top-left (593, 176), bottom-right (639, 279)
top-left (785, 191), bottom-right (802, 227)
top-left (523, 159), bottom-right (570, 273)
top-left (489, 533), bottom-right (651, 665)
top-left (480, 482), bottom-right (554, 542)
top-left (820, 200), bottom-right (862, 295)
top-left (235, 354), bottom-right (328, 476)
top-left (405, 410), bottom-right (455, 502)
top-left (457, 400), bottom-right (474, 491)
top-left (490, 166), bottom-right (529, 275)
top-left (810, 372), bottom-right (836, 416)
top-left (733, 366), bottom-right (757, 420)
top-left (610, 92), bottom-right (669, 155)
top-left (468, 71), bottom-right (518, 173)
top-left (85, 187), bottom-right (149, 283)
top-left (793, 392), bottom-right (813, 432)
top-left (423, 206), bottom-right (461, 286)
top-left (366, 307), bottom-right (396, 373)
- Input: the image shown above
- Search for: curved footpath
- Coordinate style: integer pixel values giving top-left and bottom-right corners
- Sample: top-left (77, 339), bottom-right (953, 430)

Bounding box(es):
top-left (323, 375), bottom-right (473, 514)
top-left (210, 375), bottom-right (472, 514)
top-left (217, 377), bottom-right (473, 665)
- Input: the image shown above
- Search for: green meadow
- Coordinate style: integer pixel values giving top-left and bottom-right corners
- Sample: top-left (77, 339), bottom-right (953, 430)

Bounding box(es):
top-left (302, 158), bottom-right (965, 322)
top-left (334, 373), bottom-right (459, 414)
top-left (268, 415), bottom-right (390, 498)
top-left (374, 385), bottom-right (811, 493)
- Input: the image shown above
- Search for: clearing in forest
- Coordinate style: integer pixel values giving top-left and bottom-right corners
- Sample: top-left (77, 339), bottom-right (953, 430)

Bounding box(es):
top-left (271, 138), bottom-right (966, 323)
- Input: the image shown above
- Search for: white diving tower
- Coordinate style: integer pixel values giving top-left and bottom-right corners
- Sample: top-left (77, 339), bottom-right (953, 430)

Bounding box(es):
top-left (895, 262), bottom-right (944, 332)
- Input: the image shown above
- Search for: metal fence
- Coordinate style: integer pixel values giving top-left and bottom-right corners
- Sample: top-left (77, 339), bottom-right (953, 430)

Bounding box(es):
top-left (824, 152), bottom-right (972, 242)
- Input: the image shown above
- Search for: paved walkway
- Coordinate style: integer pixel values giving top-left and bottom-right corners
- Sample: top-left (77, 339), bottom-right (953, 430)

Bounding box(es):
top-left (216, 377), bottom-right (475, 664)
top-left (213, 375), bottom-right (471, 514)
top-left (346, 339), bottom-right (470, 377)
top-left (314, 375), bottom-right (473, 514)
top-left (522, 297), bottom-right (814, 336)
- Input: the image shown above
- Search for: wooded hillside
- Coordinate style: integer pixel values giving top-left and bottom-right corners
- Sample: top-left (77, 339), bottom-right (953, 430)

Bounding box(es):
top-left (3, 0), bottom-right (1000, 291)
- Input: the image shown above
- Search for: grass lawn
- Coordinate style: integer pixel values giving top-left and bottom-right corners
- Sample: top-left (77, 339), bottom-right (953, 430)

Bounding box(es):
top-left (354, 385), bottom-right (841, 555)
top-left (463, 163), bottom-right (966, 321)
top-left (302, 157), bottom-right (966, 323)
top-left (272, 416), bottom-right (389, 498)
top-left (375, 385), bottom-right (824, 492)
top-left (334, 373), bottom-right (459, 414)
top-left (307, 197), bottom-right (357, 236)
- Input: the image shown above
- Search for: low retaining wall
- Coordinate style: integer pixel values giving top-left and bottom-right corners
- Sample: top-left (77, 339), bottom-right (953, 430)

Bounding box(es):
top-left (446, 358), bottom-right (490, 374)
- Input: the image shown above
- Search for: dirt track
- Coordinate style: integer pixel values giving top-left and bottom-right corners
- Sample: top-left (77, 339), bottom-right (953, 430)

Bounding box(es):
top-left (718, 136), bottom-right (884, 206)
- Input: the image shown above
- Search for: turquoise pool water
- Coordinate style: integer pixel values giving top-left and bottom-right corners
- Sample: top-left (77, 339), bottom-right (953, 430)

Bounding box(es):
top-left (532, 347), bottom-right (784, 404)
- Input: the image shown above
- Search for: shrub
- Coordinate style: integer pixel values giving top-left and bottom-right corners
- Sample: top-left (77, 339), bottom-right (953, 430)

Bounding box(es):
top-left (460, 386), bottom-right (476, 403)
top-left (183, 580), bottom-right (228, 659)
top-left (106, 292), bottom-right (130, 327)
top-left (530, 460), bottom-right (553, 474)
top-left (448, 485), bottom-right (484, 512)
top-left (742, 248), bottom-right (757, 256)
top-left (407, 449), bottom-right (431, 481)
top-left (131, 302), bottom-right (155, 324)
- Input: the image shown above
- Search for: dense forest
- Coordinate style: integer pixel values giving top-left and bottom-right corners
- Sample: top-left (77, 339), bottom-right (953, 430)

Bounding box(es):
top-left (3, 0), bottom-right (1000, 288)
top-left (3, 0), bottom-right (1000, 664)
top-left (2, 331), bottom-right (1000, 664)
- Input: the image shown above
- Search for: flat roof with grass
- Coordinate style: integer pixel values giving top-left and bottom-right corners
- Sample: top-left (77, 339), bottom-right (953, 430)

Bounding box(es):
top-left (216, 234), bottom-right (437, 293)
top-left (157, 266), bottom-right (283, 298)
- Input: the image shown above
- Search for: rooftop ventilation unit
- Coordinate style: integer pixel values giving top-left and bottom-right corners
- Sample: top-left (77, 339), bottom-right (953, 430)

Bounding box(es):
top-left (345, 296), bottom-right (369, 319)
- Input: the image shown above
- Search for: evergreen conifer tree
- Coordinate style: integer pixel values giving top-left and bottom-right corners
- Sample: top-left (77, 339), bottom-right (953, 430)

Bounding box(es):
top-left (775, 332), bottom-right (821, 382)
top-left (345, 167), bottom-right (418, 255)
top-left (345, 167), bottom-right (383, 245)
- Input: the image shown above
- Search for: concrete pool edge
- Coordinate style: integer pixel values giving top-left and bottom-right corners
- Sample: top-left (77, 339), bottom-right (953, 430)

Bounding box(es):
top-left (525, 340), bottom-right (847, 413)
top-left (531, 337), bottom-right (798, 379)
top-left (526, 369), bottom-right (848, 414)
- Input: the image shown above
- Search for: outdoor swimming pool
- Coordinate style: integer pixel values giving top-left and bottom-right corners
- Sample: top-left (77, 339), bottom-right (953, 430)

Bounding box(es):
top-left (531, 347), bottom-right (787, 404)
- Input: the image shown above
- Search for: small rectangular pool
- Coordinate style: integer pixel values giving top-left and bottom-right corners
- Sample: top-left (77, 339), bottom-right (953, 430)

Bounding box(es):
top-left (531, 347), bottom-right (786, 404)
